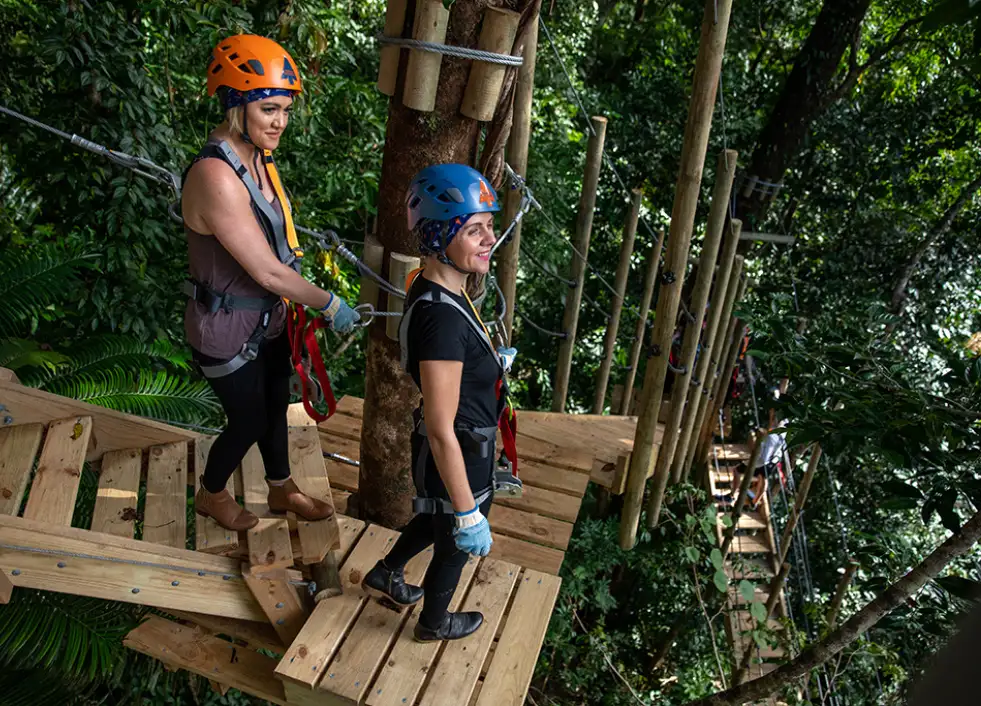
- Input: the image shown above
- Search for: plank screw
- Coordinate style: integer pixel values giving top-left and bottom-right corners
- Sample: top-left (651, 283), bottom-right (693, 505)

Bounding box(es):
top-left (222, 575), bottom-right (232, 581)
top-left (355, 681), bottom-right (360, 687)
top-left (171, 581), bottom-right (180, 587)
top-left (57, 561), bottom-right (66, 568)
top-left (276, 618), bottom-right (285, 625)
top-left (198, 571), bottom-right (206, 576)
top-left (11, 569), bottom-right (20, 576)
top-left (131, 588), bottom-right (140, 594)
top-left (2, 417), bottom-right (12, 425)
top-left (275, 602), bottom-right (284, 609)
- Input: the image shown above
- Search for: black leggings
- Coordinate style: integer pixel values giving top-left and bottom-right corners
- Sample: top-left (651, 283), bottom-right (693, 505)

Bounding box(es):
top-left (194, 333), bottom-right (293, 493)
top-left (383, 494), bottom-right (493, 629)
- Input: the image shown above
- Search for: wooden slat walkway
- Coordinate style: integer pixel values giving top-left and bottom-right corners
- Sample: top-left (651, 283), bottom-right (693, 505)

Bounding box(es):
top-left (707, 444), bottom-right (789, 694)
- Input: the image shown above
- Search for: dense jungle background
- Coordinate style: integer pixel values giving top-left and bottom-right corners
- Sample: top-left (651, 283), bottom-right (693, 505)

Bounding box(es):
top-left (1, 0), bottom-right (980, 704)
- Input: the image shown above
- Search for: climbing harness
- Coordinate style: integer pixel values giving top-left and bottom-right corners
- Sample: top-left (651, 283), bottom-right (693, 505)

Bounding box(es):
top-left (398, 269), bottom-right (522, 512)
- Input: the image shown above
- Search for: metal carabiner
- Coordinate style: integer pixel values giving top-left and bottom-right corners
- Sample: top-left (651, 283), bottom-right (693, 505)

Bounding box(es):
top-left (353, 303), bottom-right (376, 328)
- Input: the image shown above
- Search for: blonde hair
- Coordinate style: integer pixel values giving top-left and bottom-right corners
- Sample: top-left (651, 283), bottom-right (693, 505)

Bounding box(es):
top-left (225, 106), bottom-right (245, 135)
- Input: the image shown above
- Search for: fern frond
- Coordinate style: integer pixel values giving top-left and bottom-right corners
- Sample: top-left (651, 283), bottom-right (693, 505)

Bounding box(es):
top-left (0, 590), bottom-right (141, 683)
top-left (0, 668), bottom-right (85, 706)
top-left (43, 370), bottom-right (220, 424)
top-left (27, 335), bottom-right (191, 388)
top-left (0, 338), bottom-right (69, 373)
top-left (0, 243), bottom-right (98, 337)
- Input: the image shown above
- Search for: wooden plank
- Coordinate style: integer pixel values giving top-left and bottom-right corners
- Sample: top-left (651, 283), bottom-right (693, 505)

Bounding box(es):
top-left (23, 416), bottom-right (92, 525)
top-left (0, 379), bottom-right (197, 462)
top-left (0, 567), bottom-right (12, 604)
top-left (332, 489), bottom-right (351, 516)
top-left (475, 570), bottom-right (562, 706)
top-left (514, 433), bottom-right (594, 474)
top-left (518, 459), bottom-right (589, 497)
top-left (241, 444), bottom-right (269, 517)
top-left (729, 534), bottom-right (770, 555)
top-left (488, 504), bottom-right (573, 550)
top-left (290, 425), bottom-right (341, 564)
top-left (243, 566), bottom-right (307, 647)
top-left (167, 610), bottom-right (284, 653)
top-left (319, 413), bottom-right (362, 443)
top-left (335, 396), bottom-right (364, 418)
top-left (0, 423), bottom-right (44, 516)
top-left (275, 525), bottom-right (398, 689)
top-left (735, 511), bottom-right (767, 531)
top-left (367, 556), bottom-right (480, 706)
top-left (489, 533), bottom-right (564, 575)
top-left (336, 514), bottom-right (367, 564)
top-left (323, 454), bottom-right (359, 493)
top-left (318, 544), bottom-right (435, 704)
top-left (193, 438), bottom-right (239, 553)
top-left (143, 441), bottom-right (188, 549)
top-left (713, 443), bottom-right (751, 463)
top-left (418, 559), bottom-right (519, 706)
top-left (494, 482), bottom-right (581, 523)
top-left (247, 518), bottom-right (294, 570)
top-left (91, 448), bottom-right (142, 538)
top-left (124, 616), bottom-right (286, 705)
top-left (0, 514), bottom-right (265, 621)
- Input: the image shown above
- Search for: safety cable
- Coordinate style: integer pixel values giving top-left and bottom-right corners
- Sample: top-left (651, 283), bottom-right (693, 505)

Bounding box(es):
top-left (376, 35), bottom-right (524, 66)
top-left (515, 308), bottom-right (567, 338)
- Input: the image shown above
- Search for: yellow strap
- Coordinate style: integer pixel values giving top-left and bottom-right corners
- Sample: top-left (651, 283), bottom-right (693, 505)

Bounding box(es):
top-left (463, 291), bottom-right (493, 344)
top-left (263, 149), bottom-right (303, 258)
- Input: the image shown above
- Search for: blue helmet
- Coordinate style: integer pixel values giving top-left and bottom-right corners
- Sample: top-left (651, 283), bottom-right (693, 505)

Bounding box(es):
top-left (405, 164), bottom-right (500, 253)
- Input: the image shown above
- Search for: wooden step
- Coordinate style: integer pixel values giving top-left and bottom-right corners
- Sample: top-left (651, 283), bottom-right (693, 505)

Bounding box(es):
top-left (728, 534), bottom-right (770, 555)
top-left (23, 416), bottom-right (92, 525)
top-left (91, 447), bottom-right (142, 538)
top-left (143, 441), bottom-right (188, 548)
top-left (193, 439), bottom-right (239, 554)
top-left (0, 423), bottom-right (44, 516)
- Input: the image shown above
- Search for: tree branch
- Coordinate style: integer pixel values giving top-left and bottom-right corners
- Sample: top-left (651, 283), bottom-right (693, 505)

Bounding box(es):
top-left (682, 509), bottom-right (981, 706)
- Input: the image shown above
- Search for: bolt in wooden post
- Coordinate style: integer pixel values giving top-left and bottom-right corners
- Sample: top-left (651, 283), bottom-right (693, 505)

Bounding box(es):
top-left (377, 0), bottom-right (410, 96)
top-left (402, 0), bottom-right (450, 113)
top-left (732, 561), bottom-right (792, 685)
top-left (592, 189), bottom-right (643, 414)
top-left (386, 252), bottom-right (420, 340)
top-left (645, 151), bottom-right (736, 526)
top-left (620, 231), bottom-right (664, 414)
top-left (618, 0), bottom-right (735, 550)
top-left (684, 272), bottom-right (747, 480)
top-left (720, 430), bottom-right (765, 559)
top-left (358, 234), bottom-right (386, 309)
top-left (496, 17), bottom-right (539, 340)
top-left (669, 220), bottom-right (742, 484)
top-left (777, 444), bottom-right (822, 566)
top-left (551, 115), bottom-right (608, 412)
top-left (825, 559), bottom-right (860, 632)
top-left (461, 7), bottom-right (521, 121)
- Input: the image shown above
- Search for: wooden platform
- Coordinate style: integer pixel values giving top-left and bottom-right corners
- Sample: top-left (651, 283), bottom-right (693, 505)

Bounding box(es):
top-left (706, 444), bottom-right (789, 691)
top-left (0, 378), bottom-right (569, 705)
top-left (316, 396), bottom-right (654, 575)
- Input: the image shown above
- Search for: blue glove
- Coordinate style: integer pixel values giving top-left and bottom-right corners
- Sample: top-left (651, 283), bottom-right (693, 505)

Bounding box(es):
top-left (320, 293), bottom-right (360, 334)
top-left (453, 506), bottom-right (493, 557)
top-left (497, 346), bottom-right (517, 373)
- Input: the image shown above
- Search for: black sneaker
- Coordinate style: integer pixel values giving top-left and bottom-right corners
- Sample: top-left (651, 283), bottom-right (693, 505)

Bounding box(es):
top-left (413, 611), bottom-right (484, 642)
top-left (361, 561), bottom-right (424, 607)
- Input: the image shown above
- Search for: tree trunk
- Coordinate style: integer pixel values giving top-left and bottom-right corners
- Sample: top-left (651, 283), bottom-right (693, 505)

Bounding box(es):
top-left (683, 509), bottom-right (981, 706)
top-left (886, 172), bottom-right (981, 327)
top-left (736, 0), bottom-right (871, 226)
top-left (358, 0), bottom-right (487, 528)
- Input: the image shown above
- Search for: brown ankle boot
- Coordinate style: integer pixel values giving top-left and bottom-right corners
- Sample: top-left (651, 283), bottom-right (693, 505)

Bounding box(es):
top-left (194, 487), bottom-right (259, 531)
top-left (267, 477), bottom-right (334, 521)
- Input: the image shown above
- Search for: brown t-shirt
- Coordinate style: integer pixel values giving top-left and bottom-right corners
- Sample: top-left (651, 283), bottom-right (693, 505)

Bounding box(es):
top-left (184, 197), bottom-right (287, 360)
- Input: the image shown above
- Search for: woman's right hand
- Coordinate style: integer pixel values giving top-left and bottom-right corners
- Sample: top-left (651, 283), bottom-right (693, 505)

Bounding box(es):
top-left (453, 506), bottom-right (493, 556)
top-left (328, 299), bottom-right (360, 333)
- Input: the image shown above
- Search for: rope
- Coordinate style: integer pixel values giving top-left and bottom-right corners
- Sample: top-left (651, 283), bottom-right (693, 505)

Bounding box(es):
top-left (515, 308), bottom-right (567, 338)
top-left (521, 245), bottom-right (576, 287)
top-left (376, 35), bottom-right (524, 66)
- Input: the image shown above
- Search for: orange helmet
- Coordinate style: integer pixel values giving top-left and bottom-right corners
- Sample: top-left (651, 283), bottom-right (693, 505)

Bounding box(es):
top-left (206, 35), bottom-right (302, 97)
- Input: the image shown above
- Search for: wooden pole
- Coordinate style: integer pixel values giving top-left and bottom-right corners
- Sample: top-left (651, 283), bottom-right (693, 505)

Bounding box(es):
top-left (777, 444), bottom-right (822, 566)
top-left (402, 0), bottom-right (450, 112)
top-left (551, 115), bottom-right (608, 412)
top-left (386, 253), bottom-right (420, 340)
top-left (461, 8), bottom-right (521, 120)
top-left (496, 17), bottom-right (539, 341)
top-left (686, 273), bottom-right (747, 479)
top-left (719, 430), bottom-right (764, 559)
top-left (825, 559), bottom-right (860, 631)
top-left (618, 0), bottom-right (734, 549)
top-left (644, 151), bottom-right (736, 526)
top-left (621, 231), bottom-right (664, 414)
top-left (377, 0), bottom-right (409, 96)
top-left (358, 234), bottom-right (385, 308)
top-left (732, 561), bottom-right (792, 685)
top-left (592, 189), bottom-right (643, 414)
top-left (669, 220), bottom-right (742, 483)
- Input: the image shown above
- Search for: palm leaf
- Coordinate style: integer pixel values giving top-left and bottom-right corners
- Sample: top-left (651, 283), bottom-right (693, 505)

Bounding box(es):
top-left (0, 243), bottom-right (98, 337)
top-left (25, 335), bottom-right (191, 388)
top-left (0, 338), bottom-right (69, 373)
top-left (43, 369), bottom-right (220, 424)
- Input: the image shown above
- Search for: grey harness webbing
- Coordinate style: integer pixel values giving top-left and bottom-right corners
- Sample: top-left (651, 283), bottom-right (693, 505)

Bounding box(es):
top-left (398, 289), bottom-right (502, 373)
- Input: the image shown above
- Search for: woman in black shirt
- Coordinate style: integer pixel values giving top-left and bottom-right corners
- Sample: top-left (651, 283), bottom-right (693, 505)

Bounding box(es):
top-left (362, 164), bottom-right (507, 642)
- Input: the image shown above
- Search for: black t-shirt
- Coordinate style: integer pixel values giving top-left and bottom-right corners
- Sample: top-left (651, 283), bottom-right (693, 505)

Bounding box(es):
top-left (406, 275), bottom-right (501, 430)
